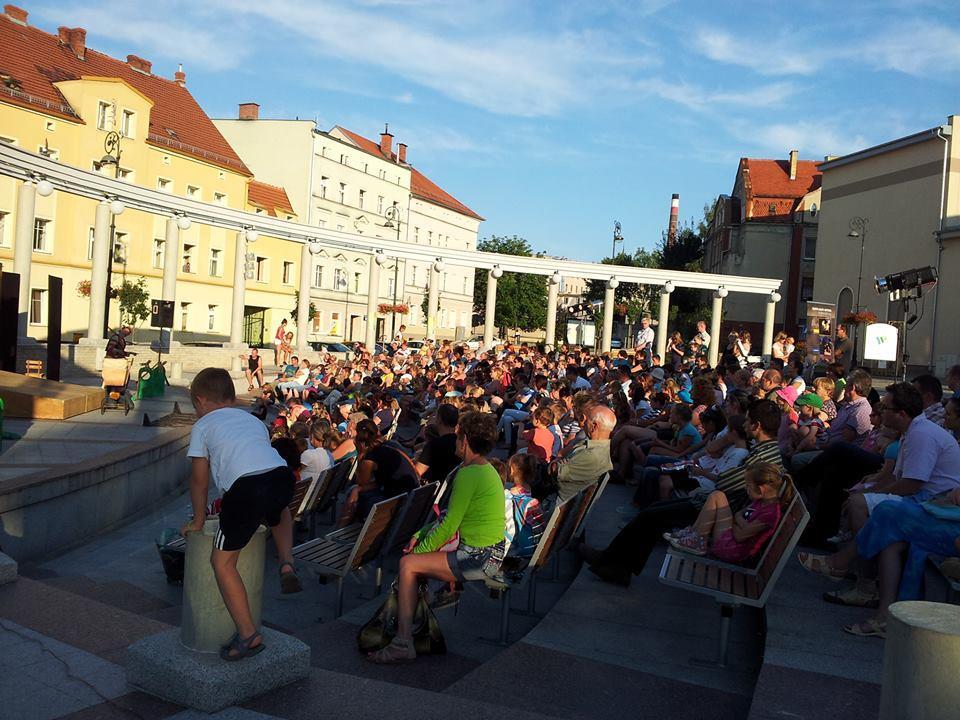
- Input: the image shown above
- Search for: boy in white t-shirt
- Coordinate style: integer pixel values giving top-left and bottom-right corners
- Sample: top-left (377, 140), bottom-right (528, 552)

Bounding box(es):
top-left (181, 368), bottom-right (301, 662)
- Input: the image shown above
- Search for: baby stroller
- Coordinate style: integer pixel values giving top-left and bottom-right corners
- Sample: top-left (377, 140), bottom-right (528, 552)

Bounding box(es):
top-left (101, 356), bottom-right (135, 415)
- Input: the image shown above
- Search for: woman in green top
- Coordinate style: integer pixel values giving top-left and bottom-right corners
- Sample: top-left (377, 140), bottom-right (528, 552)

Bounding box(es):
top-left (368, 411), bottom-right (505, 664)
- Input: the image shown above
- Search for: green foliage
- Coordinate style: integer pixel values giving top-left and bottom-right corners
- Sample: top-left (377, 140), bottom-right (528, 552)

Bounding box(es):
top-left (115, 277), bottom-right (150, 328)
top-left (585, 249), bottom-right (661, 321)
top-left (473, 235), bottom-right (548, 332)
top-left (290, 290), bottom-right (318, 326)
top-left (661, 227), bottom-right (708, 333)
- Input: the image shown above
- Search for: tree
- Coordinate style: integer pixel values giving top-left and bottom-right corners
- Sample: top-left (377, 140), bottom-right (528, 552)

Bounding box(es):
top-left (473, 235), bottom-right (548, 333)
top-left (114, 277), bottom-right (150, 329)
top-left (660, 226), bottom-right (708, 333)
top-left (290, 290), bottom-right (318, 327)
top-left (585, 248), bottom-right (661, 321)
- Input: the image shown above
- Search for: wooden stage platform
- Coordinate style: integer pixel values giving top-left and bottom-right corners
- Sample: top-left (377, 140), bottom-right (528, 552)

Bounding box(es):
top-left (0, 371), bottom-right (104, 420)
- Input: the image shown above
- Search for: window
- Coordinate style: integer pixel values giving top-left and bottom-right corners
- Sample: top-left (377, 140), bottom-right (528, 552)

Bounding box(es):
top-left (339, 153), bottom-right (347, 165)
top-left (255, 256), bottom-right (268, 282)
top-left (358, 189), bottom-right (365, 209)
top-left (96, 101), bottom-right (113, 130)
top-left (29, 288), bottom-right (46, 325)
top-left (33, 218), bottom-right (50, 252)
top-left (428, 230), bottom-right (433, 245)
top-left (411, 266), bottom-right (418, 287)
top-left (414, 226), bottom-right (419, 243)
top-left (440, 308), bottom-right (448, 328)
top-left (334, 268), bottom-right (347, 291)
top-left (330, 311), bottom-right (341, 335)
top-left (282, 261), bottom-right (294, 284)
top-left (320, 176), bottom-right (328, 199)
top-left (157, 177), bottom-right (172, 192)
top-left (462, 277), bottom-right (468, 294)
top-left (353, 272), bottom-right (361, 294)
top-left (186, 185), bottom-right (200, 199)
top-left (38, 144), bottom-right (59, 160)
top-left (387, 276), bottom-right (395, 298)
top-left (338, 183), bottom-right (346, 204)
top-left (0, 210), bottom-right (9, 247)
top-left (311, 311), bottom-right (321, 333)
top-left (377, 196), bottom-right (384, 214)
top-left (117, 167), bottom-right (133, 181)
top-left (120, 109), bottom-right (135, 138)
top-left (800, 276), bottom-right (815, 302)
top-left (45, 120), bottom-right (55, 132)
top-left (442, 272), bottom-right (447, 291)
top-left (209, 248), bottom-right (221, 276)
top-left (213, 192), bottom-right (227, 205)
top-left (207, 304), bottom-right (217, 331)
top-left (180, 302), bottom-right (190, 331)
top-left (317, 219), bottom-right (326, 229)
top-left (313, 264), bottom-right (323, 288)
top-left (153, 238), bottom-right (164, 269)
top-left (182, 244), bottom-right (195, 273)
top-left (87, 227), bottom-right (95, 260)
top-left (803, 235), bottom-right (817, 260)
top-left (113, 231), bottom-right (128, 264)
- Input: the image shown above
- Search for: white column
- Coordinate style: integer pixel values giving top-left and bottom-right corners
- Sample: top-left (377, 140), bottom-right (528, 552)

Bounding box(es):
top-left (656, 284), bottom-right (673, 361)
top-left (427, 261), bottom-right (442, 339)
top-left (161, 217), bottom-right (180, 348)
top-left (84, 201), bottom-right (112, 343)
top-left (601, 278), bottom-right (617, 354)
top-left (545, 273), bottom-right (560, 351)
top-left (13, 180), bottom-right (37, 338)
top-left (483, 266), bottom-right (501, 348)
top-left (365, 253), bottom-right (382, 351)
top-left (762, 291), bottom-right (781, 363)
top-left (227, 231), bottom-right (247, 371)
top-left (708, 288), bottom-right (727, 368)
top-left (297, 242), bottom-right (312, 355)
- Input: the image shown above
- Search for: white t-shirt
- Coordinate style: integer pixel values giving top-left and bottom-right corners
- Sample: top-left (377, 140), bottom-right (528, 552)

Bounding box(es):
top-left (894, 414), bottom-right (960, 499)
top-left (301, 446), bottom-right (334, 481)
top-left (187, 407), bottom-right (285, 494)
top-left (637, 326), bottom-right (654, 349)
top-left (697, 445), bottom-right (749, 475)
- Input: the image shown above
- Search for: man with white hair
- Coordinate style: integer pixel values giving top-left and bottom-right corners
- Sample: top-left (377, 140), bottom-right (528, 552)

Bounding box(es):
top-left (635, 317), bottom-right (654, 369)
top-left (552, 405), bottom-right (615, 501)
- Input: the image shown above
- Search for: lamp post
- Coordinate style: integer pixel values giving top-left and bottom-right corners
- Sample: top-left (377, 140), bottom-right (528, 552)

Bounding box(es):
top-left (612, 220), bottom-right (623, 259)
top-left (383, 205), bottom-right (403, 341)
top-left (93, 130), bottom-right (123, 338)
top-left (848, 216), bottom-right (868, 365)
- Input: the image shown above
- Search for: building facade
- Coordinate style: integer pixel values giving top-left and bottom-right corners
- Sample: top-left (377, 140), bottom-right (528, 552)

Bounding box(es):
top-left (812, 115), bottom-right (960, 374)
top-left (0, 5), bottom-right (304, 345)
top-left (702, 152), bottom-right (821, 340)
top-left (215, 108), bottom-right (482, 343)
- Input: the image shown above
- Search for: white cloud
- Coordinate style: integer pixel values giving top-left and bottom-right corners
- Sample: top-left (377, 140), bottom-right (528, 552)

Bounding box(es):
top-left (633, 78), bottom-right (798, 112)
top-left (695, 29), bottom-right (820, 76)
top-left (734, 121), bottom-right (871, 159)
top-left (860, 21), bottom-right (960, 75)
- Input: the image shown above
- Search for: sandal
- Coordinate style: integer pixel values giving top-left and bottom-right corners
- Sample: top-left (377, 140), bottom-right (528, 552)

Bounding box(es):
top-left (366, 637), bottom-right (416, 664)
top-left (797, 551), bottom-right (846, 581)
top-left (842, 618), bottom-right (886, 639)
top-left (248, 385), bottom-right (255, 392)
top-left (220, 631), bottom-right (265, 661)
top-left (279, 562), bottom-right (302, 594)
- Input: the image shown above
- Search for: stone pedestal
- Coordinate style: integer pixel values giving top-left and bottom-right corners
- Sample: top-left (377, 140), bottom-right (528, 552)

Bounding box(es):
top-left (0, 551), bottom-right (17, 585)
top-left (126, 627), bottom-right (310, 713)
top-left (880, 600), bottom-right (960, 720)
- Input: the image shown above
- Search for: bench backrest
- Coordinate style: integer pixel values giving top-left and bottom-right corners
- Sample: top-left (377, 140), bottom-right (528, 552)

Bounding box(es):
top-left (346, 494), bottom-right (406, 570)
top-left (292, 467), bottom-right (331, 521)
top-left (572, 473), bottom-right (609, 541)
top-left (382, 481), bottom-right (440, 556)
top-left (753, 494), bottom-right (809, 604)
top-left (383, 408), bottom-right (402, 440)
top-left (315, 457), bottom-right (356, 513)
top-left (288, 476), bottom-right (314, 520)
top-left (527, 496), bottom-right (573, 572)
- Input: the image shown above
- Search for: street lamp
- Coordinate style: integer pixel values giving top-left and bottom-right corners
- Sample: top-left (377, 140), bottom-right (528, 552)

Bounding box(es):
top-left (612, 220), bottom-right (623, 259)
top-left (93, 130), bottom-right (123, 338)
top-left (848, 216), bottom-right (868, 364)
top-left (382, 205), bottom-right (404, 340)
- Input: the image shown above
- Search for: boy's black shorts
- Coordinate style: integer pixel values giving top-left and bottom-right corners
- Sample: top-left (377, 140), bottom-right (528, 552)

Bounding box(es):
top-left (215, 466), bottom-right (294, 552)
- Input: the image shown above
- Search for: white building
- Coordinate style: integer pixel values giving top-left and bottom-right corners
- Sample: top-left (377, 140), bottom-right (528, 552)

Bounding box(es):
top-left (214, 105), bottom-right (482, 342)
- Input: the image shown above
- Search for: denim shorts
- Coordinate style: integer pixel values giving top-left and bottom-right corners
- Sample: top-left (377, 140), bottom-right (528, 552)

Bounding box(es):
top-left (446, 541), bottom-right (506, 581)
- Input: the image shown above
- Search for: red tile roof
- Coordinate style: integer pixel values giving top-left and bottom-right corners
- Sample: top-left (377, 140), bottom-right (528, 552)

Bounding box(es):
top-left (738, 158), bottom-right (821, 222)
top-left (333, 125), bottom-right (483, 221)
top-left (0, 10), bottom-right (250, 175)
top-left (248, 180), bottom-right (296, 217)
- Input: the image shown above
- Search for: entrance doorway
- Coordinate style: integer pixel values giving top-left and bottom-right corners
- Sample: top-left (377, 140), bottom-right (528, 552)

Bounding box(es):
top-left (243, 307), bottom-right (267, 346)
top-left (376, 318), bottom-right (385, 343)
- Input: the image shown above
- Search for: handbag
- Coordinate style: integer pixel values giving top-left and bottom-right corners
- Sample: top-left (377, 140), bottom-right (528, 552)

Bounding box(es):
top-left (356, 581), bottom-right (447, 655)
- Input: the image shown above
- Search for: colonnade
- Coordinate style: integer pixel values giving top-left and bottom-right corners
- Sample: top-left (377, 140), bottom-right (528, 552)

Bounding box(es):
top-left (9, 173), bottom-right (783, 363)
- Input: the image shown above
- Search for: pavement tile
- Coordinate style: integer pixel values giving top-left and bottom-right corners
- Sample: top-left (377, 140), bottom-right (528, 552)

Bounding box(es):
top-left (57, 691), bottom-right (184, 720)
top-left (747, 663), bottom-right (881, 720)
top-left (41, 576), bottom-right (173, 616)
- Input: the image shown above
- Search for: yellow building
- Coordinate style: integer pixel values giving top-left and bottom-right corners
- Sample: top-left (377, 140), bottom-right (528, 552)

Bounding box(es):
top-left (0, 5), bottom-right (301, 346)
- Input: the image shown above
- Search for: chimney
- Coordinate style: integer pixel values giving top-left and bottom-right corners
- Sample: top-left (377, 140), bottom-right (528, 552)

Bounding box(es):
top-left (380, 123), bottom-right (393, 158)
top-left (789, 149), bottom-right (798, 180)
top-left (66, 27), bottom-right (86, 60)
top-left (238, 102), bottom-right (260, 121)
top-left (58, 26), bottom-right (69, 44)
top-left (4, 5), bottom-right (28, 24)
top-left (397, 142), bottom-right (407, 164)
top-left (174, 63), bottom-right (186, 87)
top-left (126, 54), bottom-right (152, 74)
top-left (667, 193), bottom-right (679, 247)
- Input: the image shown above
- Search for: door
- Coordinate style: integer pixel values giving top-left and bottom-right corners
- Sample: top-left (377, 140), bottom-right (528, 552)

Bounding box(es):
top-left (243, 307), bottom-right (266, 347)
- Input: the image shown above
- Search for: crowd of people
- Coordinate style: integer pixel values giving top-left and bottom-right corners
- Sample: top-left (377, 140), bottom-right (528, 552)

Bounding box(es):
top-left (185, 317), bottom-right (960, 662)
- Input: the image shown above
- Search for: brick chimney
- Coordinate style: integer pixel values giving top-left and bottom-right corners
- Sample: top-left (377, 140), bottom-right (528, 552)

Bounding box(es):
top-left (4, 5), bottom-right (28, 24)
top-left (238, 102), bottom-right (260, 121)
top-left (57, 26), bottom-right (69, 44)
top-left (397, 142), bottom-right (407, 164)
top-left (174, 64), bottom-right (186, 87)
top-left (380, 124), bottom-right (393, 158)
top-left (66, 27), bottom-right (86, 60)
top-left (789, 149), bottom-right (798, 181)
top-left (126, 54), bottom-right (152, 74)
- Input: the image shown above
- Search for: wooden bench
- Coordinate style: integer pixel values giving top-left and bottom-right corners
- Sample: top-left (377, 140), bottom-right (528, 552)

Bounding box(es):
top-left (544, 474), bottom-right (608, 581)
top-left (383, 408), bottom-right (402, 441)
top-left (292, 493), bottom-right (405, 617)
top-left (24, 359), bottom-right (44, 378)
top-left (657, 493), bottom-right (809, 666)
top-left (312, 457), bottom-right (357, 527)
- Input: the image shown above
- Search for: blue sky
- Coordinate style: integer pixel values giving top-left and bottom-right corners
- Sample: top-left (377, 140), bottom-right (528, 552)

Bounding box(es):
top-left (31, 0), bottom-right (960, 260)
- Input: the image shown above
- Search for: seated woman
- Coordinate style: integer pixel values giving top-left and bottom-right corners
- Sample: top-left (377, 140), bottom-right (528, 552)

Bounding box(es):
top-left (368, 411), bottom-right (506, 664)
top-left (337, 419), bottom-right (419, 527)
